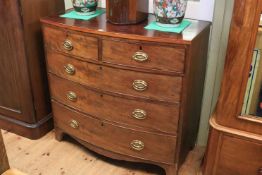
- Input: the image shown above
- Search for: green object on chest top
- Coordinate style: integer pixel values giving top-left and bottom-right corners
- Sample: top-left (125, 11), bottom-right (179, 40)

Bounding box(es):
top-left (60, 9), bottom-right (105, 20)
top-left (145, 20), bottom-right (191, 33)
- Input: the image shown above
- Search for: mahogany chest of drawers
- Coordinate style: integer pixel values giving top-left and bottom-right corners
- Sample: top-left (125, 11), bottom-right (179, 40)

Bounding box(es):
top-left (41, 12), bottom-right (210, 175)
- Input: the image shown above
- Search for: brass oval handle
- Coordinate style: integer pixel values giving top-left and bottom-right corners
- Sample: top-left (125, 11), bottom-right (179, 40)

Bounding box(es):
top-left (130, 140), bottom-right (144, 151)
top-left (64, 64), bottom-right (75, 75)
top-left (133, 51), bottom-right (148, 62)
top-left (67, 91), bottom-right (77, 102)
top-left (258, 167), bottom-right (262, 175)
top-left (132, 109), bottom-right (147, 120)
top-left (69, 120), bottom-right (79, 129)
top-left (63, 40), bottom-right (73, 51)
top-left (133, 80), bottom-right (148, 91)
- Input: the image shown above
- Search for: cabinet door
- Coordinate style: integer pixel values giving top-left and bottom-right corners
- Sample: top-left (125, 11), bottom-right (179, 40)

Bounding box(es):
top-left (0, 0), bottom-right (35, 123)
top-left (215, 0), bottom-right (262, 135)
top-left (216, 135), bottom-right (262, 175)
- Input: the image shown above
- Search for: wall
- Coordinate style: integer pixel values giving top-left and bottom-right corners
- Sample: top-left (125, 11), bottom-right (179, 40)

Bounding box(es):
top-left (64, 0), bottom-right (215, 21)
top-left (196, 0), bottom-right (234, 145)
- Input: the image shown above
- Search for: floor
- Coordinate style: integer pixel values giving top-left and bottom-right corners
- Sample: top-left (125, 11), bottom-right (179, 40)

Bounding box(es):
top-left (2, 169), bottom-right (27, 175)
top-left (1, 130), bottom-right (205, 175)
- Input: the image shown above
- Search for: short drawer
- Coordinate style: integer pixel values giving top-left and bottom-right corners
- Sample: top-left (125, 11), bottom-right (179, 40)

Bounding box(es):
top-left (102, 39), bottom-right (185, 73)
top-left (52, 101), bottom-right (177, 164)
top-left (49, 75), bottom-right (180, 134)
top-left (43, 26), bottom-right (98, 61)
top-left (47, 52), bottom-right (182, 103)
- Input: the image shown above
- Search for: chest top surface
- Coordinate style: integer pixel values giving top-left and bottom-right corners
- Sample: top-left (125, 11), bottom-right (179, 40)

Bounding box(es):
top-left (41, 9), bottom-right (211, 45)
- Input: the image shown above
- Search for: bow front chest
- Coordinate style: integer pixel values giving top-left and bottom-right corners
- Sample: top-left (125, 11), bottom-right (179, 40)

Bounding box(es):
top-left (41, 12), bottom-right (210, 175)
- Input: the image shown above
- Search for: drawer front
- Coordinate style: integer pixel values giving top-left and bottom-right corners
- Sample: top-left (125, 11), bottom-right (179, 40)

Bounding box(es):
top-left (43, 26), bottom-right (98, 61)
top-left (102, 39), bottom-right (185, 73)
top-left (47, 52), bottom-right (182, 102)
top-left (52, 101), bottom-right (177, 164)
top-left (49, 75), bottom-right (180, 134)
top-left (216, 135), bottom-right (262, 175)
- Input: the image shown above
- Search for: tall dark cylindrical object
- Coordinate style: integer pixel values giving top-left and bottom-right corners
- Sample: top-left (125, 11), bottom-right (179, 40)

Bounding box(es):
top-left (106, 0), bottom-right (148, 25)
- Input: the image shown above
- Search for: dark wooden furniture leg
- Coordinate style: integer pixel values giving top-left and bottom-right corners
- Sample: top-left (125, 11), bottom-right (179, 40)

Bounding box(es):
top-left (54, 127), bottom-right (64, 141)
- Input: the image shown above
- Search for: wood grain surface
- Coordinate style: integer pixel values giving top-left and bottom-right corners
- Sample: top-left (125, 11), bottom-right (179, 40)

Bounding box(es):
top-left (214, 0), bottom-right (262, 134)
top-left (0, 0), bottom-right (64, 139)
top-left (2, 169), bottom-right (27, 175)
top-left (102, 39), bottom-right (185, 73)
top-left (19, 0), bottom-right (65, 121)
top-left (49, 75), bottom-right (180, 134)
top-left (106, 0), bottom-right (148, 24)
top-left (203, 126), bottom-right (262, 175)
top-left (52, 101), bottom-right (177, 164)
top-left (41, 12), bottom-right (210, 45)
top-left (43, 26), bottom-right (98, 61)
top-left (216, 135), bottom-right (262, 175)
top-left (203, 1), bottom-right (262, 174)
top-left (46, 51), bottom-right (183, 103)
top-left (0, 0), bottom-right (35, 123)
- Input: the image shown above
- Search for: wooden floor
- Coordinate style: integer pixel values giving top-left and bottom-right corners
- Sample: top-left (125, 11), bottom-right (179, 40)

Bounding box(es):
top-left (1, 130), bottom-right (205, 175)
top-left (2, 169), bottom-right (27, 175)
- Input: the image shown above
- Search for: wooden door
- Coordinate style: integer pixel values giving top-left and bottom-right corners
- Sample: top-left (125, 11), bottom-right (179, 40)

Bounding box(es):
top-left (0, 0), bottom-right (35, 123)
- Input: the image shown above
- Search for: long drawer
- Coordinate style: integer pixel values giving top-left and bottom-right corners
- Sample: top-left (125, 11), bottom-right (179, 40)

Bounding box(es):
top-left (49, 74), bottom-right (180, 134)
top-left (46, 51), bottom-right (182, 103)
top-left (52, 101), bottom-right (177, 164)
top-left (102, 39), bottom-right (185, 73)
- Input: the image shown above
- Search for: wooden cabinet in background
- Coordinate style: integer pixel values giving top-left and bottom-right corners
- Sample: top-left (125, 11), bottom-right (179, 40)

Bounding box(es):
top-left (0, 0), bottom-right (64, 139)
top-left (203, 0), bottom-right (262, 175)
top-left (41, 12), bottom-right (210, 175)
